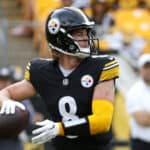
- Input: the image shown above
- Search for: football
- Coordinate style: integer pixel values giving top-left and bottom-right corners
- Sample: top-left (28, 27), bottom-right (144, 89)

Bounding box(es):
top-left (0, 107), bottom-right (29, 137)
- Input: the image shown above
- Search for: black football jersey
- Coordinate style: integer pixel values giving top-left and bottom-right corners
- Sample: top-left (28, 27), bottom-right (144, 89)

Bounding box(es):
top-left (25, 55), bottom-right (119, 148)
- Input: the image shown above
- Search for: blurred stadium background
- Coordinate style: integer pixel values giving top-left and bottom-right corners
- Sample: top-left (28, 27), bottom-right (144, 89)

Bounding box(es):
top-left (0, 0), bottom-right (150, 150)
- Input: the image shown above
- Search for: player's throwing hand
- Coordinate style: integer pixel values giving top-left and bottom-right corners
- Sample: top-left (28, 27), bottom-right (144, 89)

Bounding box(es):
top-left (32, 119), bottom-right (59, 144)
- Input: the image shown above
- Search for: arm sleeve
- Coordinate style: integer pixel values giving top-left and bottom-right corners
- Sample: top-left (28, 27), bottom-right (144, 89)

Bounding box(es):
top-left (24, 59), bottom-right (41, 92)
top-left (59, 99), bottom-right (114, 136)
top-left (24, 62), bottom-right (31, 81)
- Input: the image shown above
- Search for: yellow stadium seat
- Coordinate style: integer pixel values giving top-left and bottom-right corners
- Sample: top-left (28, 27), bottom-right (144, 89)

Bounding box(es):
top-left (113, 9), bottom-right (137, 33)
top-left (118, 0), bottom-right (138, 9)
top-left (113, 8), bottom-right (150, 39)
top-left (99, 40), bottom-right (109, 51)
top-left (83, 7), bottom-right (92, 18)
top-left (141, 41), bottom-right (150, 54)
top-left (33, 0), bottom-right (61, 21)
top-left (132, 9), bottom-right (150, 38)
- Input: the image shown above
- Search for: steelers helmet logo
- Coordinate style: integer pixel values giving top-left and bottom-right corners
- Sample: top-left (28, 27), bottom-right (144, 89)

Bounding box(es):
top-left (81, 75), bottom-right (94, 88)
top-left (48, 18), bottom-right (60, 34)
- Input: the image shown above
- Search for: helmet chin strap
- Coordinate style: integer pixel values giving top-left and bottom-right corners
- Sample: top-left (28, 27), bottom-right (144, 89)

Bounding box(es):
top-left (79, 47), bottom-right (90, 54)
top-left (75, 47), bottom-right (90, 58)
top-left (74, 41), bottom-right (91, 58)
top-left (49, 43), bottom-right (91, 59)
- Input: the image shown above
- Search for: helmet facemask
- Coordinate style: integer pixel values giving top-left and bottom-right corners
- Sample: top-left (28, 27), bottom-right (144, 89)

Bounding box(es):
top-left (48, 27), bottom-right (99, 58)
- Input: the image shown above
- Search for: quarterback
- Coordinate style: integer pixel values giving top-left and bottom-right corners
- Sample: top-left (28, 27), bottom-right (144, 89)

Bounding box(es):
top-left (0, 7), bottom-right (119, 150)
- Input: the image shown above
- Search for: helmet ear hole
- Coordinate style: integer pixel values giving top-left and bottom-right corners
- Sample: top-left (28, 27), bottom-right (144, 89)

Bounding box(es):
top-left (56, 37), bottom-right (62, 45)
top-left (69, 44), bottom-right (77, 52)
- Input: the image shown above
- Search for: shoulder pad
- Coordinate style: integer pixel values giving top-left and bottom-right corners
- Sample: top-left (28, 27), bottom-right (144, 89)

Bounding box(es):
top-left (99, 56), bottom-right (119, 81)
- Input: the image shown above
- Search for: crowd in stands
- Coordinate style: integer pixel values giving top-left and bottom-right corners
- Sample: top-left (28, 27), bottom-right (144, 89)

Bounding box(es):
top-left (10, 0), bottom-right (150, 61)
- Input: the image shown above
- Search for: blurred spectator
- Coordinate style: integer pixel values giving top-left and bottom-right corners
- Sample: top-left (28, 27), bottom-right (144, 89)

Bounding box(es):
top-left (10, 0), bottom-right (33, 37)
top-left (139, 0), bottom-right (147, 8)
top-left (61, 0), bottom-right (73, 6)
top-left (106, 31), bottom-right (145, 59)
top-left (90, 0), bottom-right (115, 37)
top-left (126, 54), bottom-right (150, 150)
top-left (72, 0), bottom-right (90, 9)
top-left (0, 67), bottom-right (23, 150)
top-left (86, 0), bottom-right (117, 51)
top-left (58, 0), bottom-right (90, 8)
top-left (0, 67), bottom-right (14, 89)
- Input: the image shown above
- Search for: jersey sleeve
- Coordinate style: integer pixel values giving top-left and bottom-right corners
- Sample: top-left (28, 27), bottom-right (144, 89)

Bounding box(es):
top-left (24, 58), bottom-right (41, 84)
top-left (24, 62), bottom-right (31, 81)
top-left (99, 57), bottom-right (119, 82)
top-left (24, 58), bottom-right (42, 94)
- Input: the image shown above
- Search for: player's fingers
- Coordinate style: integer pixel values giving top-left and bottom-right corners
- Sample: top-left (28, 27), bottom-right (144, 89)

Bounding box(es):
top-left (36, 120), bottom-right (49, 126)
top-left (32, 132), bottom-right (47, 144)
top-left (32, 137), bottom-right (47, 145)
top-left (5, 103), bottom-right (11, 114)
top-left (10, 104), bottom-right (15, 114)
top-left (33, 132), bottom-right (53, 145)
top-left (15, 102), bottom-right (26, 110)
top-left (32, 126), bottom-right (47, 135)
top-left (36, 136), bottom-right (52, 145)
top-left (0, 102), bottom-right (7, 114)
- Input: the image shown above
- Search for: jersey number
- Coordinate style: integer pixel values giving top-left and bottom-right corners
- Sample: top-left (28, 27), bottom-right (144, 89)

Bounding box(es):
top-left (58, 96), bottom-right (79, 138)
top-left (58, 96), bottom-right (79, 122)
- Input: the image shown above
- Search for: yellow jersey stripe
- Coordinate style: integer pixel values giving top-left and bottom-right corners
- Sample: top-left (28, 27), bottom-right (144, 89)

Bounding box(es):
top-left (100, 65), bottom-right (119, 81)
top-left (103, 62), bottom-right (119, 71)
top-left (26, 62), bottom-right (31, 67)
top-left (26, 65), bottom-right (30, 70)
top-left (27, 62), bottom-right (31, 66)
top-left (24, 69), bottom-right (30, 81)
top-left (105, 60), bottom-right (117, 67)
top-left (26, 62), bottom-right (31, 70)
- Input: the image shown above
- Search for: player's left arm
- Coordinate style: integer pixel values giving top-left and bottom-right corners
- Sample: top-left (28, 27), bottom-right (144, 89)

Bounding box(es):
top-left (87, 79), bottom-right (115, 135)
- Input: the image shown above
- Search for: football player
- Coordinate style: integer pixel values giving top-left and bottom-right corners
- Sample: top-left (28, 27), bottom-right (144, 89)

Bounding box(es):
top-left (0, 7), bottom-right (119, 150)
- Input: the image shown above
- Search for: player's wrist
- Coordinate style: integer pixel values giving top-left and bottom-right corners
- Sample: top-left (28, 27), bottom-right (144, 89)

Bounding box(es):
top-left (61, 117), bottom-right (90, 136)
top-left (57, 122), bottom-right (64, 136)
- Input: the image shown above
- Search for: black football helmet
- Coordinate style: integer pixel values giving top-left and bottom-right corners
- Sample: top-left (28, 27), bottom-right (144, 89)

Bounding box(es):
top-left (45, 7), bottom-right (98, 58)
